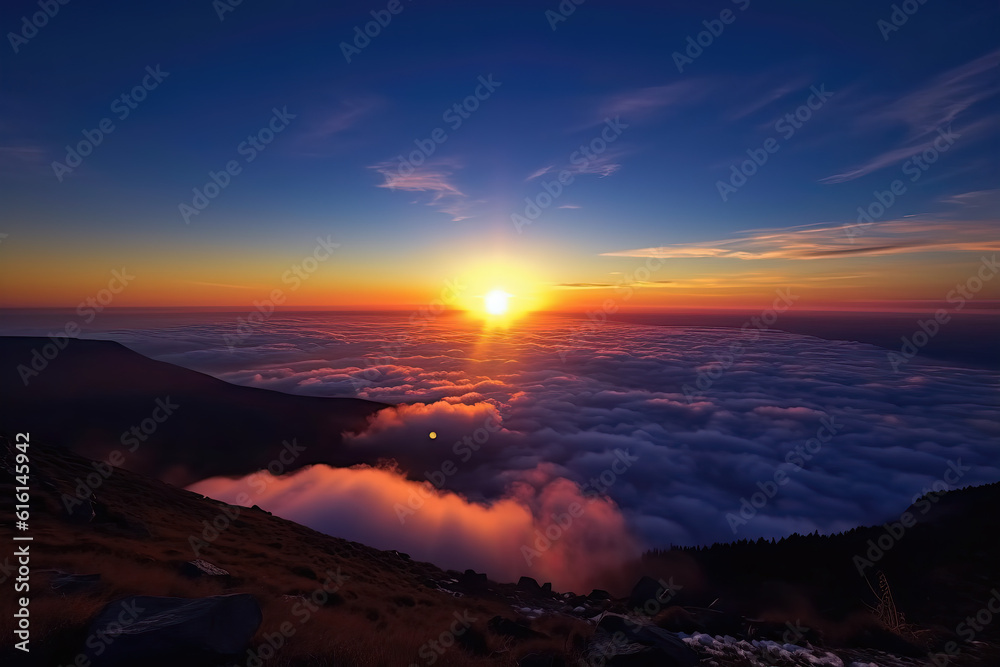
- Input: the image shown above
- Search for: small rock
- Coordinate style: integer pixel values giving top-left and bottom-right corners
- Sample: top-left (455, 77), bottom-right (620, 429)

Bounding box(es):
top-left (595, 614), bottom-right (699, 667)
top-left (43, 570), bottom-right (102, 595)
top-left (180, 559), bottom-right (230, 579)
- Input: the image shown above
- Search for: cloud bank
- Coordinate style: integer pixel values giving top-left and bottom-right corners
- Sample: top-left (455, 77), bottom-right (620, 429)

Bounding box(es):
top-left (95, 314), bottom-right (999, 588)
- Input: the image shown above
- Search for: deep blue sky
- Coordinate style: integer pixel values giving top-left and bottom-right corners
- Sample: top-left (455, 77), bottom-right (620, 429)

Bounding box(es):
top-left (1, 0), bottom-right (997, 308)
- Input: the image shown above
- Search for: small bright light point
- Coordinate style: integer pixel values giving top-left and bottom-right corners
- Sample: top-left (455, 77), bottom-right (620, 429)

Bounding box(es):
top-left (484, 289), bottom-right (511, 316)
top-left (429, 432), bottom-right (437, 439)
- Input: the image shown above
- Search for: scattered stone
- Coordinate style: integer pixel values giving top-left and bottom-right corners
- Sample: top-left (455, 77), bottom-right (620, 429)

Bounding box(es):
top-left (594, 614), bottom-right (700, 667)
top-left (82, 593), bottom-right (262, 666)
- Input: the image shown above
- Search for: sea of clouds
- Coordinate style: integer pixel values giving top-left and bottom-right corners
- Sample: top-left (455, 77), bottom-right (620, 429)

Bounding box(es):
top-left (20, 311), bottom-right (998, 592)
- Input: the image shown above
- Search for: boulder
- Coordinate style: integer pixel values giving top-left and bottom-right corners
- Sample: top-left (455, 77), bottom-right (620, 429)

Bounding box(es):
top-left (628, 575), bottom-right (673, 610)
top-left (517, 576), bottom-right (543, 594)
top-left (588, 588), bottom-right (611, 601)
top-left (593, 614), bottom-right (699, 667)
top-left (654, 606), bottom-right (701, 634)
top-left (82, 593), bottom-right (262, 666)
top-left (459, 569), bottom-right (489, 591)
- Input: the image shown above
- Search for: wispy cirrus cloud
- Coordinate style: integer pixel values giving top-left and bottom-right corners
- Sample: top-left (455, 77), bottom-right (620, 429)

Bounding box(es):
top-left (314, 97), bottom-right (382, 137)
top-left (371, 159), bottom-right (475, 221)
top-left (294, 97), bottom-right (382, 157)
top-left (554, 272), bottom-right (872, 291)
top-left (0, 145), bottom-right (47, 175)
top-left (599, 82), bottom-right (699, 119)
top-left (528, 80), bottom-right (712, 181)
top-left (526, 165), bottom-right (554, 181)
top-left (941, 188), bottom-right (1000, 209)
top-left (727, 76), bottom-right (811, 121)
top-left (525, 144), bottom-right (630, 181)
top-left (372, 162), bottom-right (464, 198)
top-left (821, 49), bottom-right (1000, 184)
top-left (602, 219), bottom-right (1000, 260)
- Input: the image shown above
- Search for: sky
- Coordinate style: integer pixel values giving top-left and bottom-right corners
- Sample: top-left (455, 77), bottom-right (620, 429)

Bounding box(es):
top-left (1, 0), bottom-right (998, 310)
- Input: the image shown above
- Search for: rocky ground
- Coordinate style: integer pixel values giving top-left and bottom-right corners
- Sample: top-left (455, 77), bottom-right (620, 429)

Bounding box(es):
top-left (1, 440), bottom-right (997, 666)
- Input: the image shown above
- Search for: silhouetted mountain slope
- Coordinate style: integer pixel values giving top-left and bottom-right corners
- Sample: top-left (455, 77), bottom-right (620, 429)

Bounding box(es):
top-left (640, 481), bottom-right (1000, 657)
top-left (0, 336), bottom-right (388, 485)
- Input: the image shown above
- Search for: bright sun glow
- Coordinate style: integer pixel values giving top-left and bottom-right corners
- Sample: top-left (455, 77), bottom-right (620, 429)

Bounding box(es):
top-left (484, 289), bottom-right (511, 316)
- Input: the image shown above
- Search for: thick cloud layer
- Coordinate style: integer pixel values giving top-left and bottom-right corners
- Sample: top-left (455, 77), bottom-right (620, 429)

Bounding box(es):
top-left (40, 313), bottom-right (1000, 586)
top-left (190, 463), bottom-right (638, 593)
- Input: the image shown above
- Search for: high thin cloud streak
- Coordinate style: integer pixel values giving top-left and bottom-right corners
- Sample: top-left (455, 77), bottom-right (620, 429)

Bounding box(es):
top-left (821, 49), bottom-right (1000, 184)
top-left (602, 219), bottom-right (1000, 260)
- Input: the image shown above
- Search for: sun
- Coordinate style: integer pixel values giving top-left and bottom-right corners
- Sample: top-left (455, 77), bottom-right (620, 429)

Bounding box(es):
top-left (483, 289), bottom-right (512, 316)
